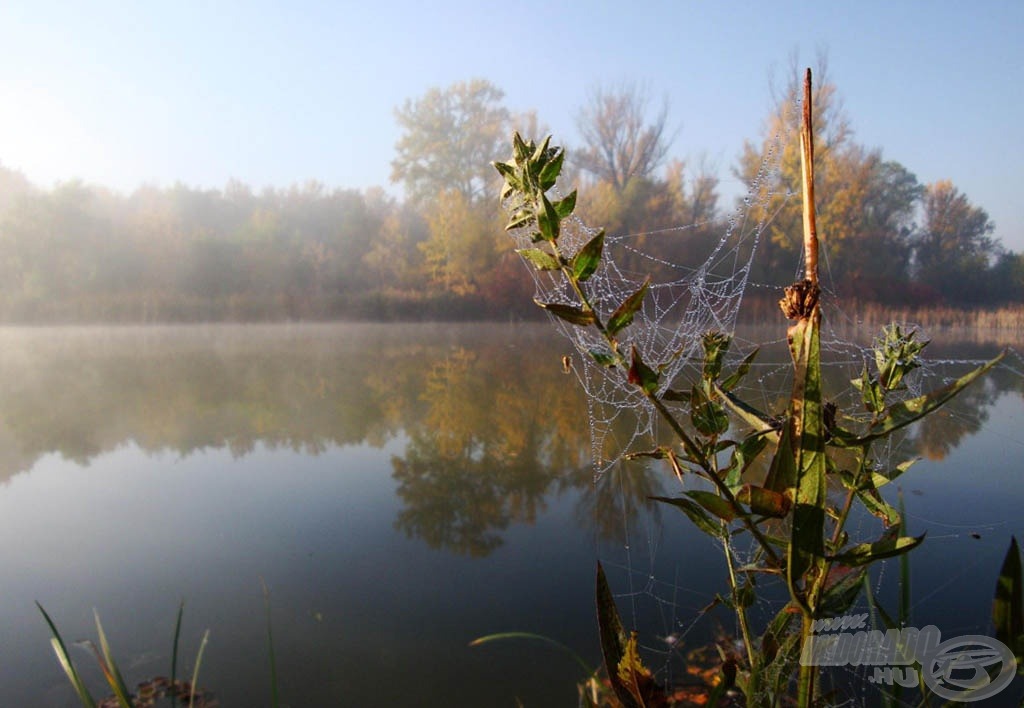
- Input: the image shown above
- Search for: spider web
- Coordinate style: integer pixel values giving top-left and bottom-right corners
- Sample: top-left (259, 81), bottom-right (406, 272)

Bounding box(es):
top-left (504, 120), bottom-right (1024, 704)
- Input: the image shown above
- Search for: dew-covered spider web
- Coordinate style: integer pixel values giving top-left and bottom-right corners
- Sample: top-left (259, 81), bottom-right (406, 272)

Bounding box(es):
top-left (504, 117), bottom-right (1024, 705)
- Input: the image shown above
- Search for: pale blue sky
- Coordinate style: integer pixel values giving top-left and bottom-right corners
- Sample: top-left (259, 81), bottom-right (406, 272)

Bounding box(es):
top-left (1, 1), bottom-right (1022, 249)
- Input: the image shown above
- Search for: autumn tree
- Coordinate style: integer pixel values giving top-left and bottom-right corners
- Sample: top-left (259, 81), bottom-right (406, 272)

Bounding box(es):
top-left (914, 180), bottom-right (997, 303)
top-left (419, 189), bottom-right (500, 296)
top-left (574, 82), bottom-right (672, 193)
top-left (734, 61), bottom-right (923, 297)
top-left (390, 78), bottom-right (511, 206)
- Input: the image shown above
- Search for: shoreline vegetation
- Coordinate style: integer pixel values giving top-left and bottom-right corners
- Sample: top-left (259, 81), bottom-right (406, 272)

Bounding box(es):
top-left (0, 297), bottom-right (1021, 345)
top-left (1, 71), bottom-right (1022, 336)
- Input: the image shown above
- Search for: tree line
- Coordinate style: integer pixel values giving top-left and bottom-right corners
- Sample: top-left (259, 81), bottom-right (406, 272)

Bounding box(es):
top-left (0, 69), bottom-right (1019, 322)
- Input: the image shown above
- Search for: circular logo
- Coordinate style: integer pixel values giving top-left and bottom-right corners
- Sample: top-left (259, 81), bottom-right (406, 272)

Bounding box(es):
top-left (921, 634), bottom-right (1017, 702)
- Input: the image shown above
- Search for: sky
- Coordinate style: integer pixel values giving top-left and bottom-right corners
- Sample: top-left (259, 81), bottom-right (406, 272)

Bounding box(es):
top-left (1, 0), bottom-right (1022, 249)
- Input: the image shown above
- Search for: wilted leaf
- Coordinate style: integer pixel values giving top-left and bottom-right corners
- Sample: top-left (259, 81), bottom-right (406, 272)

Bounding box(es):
top-left (627, 346), bottom-right (659, 394)
top-left (534, 300), bottom-right (595, 326)
top-left (736, 484), bottom-right (792, 518)
top-left (596, 563), bottom-right (644, 708)
top-left (516, 248), bottom-right (560, 271)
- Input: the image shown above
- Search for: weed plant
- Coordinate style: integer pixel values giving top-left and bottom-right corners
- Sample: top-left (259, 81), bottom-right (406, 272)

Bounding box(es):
top-left (490, 70), bottom-right (1012, 706)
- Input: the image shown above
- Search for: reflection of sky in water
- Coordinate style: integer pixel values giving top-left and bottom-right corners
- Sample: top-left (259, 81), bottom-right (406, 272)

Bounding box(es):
top-left (0, 438), bottom-right (619, 706)
top-left (0, 325), bottom-right (1018, 706)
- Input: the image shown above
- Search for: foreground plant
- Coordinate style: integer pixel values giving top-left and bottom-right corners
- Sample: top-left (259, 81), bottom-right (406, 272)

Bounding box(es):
top-left (493, 70), bottom-right (1003, 707)
top-left (38, 602), bottom-right (215, 708)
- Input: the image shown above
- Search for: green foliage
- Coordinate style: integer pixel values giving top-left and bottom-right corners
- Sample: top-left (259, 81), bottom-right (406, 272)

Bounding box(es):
top-left (495, 130), bottom-right (1003, 706)
top-left (37, 603), bottom-right (214, 708)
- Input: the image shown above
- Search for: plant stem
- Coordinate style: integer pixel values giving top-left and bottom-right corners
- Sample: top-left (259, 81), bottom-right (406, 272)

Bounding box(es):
top-left (724, 533), bottom-right (757, 670)
top-left (648, 395), bottom-right (782, 567)
top-left (797, 614), bottom-right (816, 707)
top-left (800, 68), bottom-right (819, 287)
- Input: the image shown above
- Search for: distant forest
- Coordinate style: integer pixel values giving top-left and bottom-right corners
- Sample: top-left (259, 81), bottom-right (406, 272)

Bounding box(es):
top-left (0, 71), bottom-right (1020, 323)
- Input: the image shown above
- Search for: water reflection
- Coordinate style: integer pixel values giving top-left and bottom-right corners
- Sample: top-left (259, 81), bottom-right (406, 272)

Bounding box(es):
top-left (0, 324), bottom-right (1015, 558)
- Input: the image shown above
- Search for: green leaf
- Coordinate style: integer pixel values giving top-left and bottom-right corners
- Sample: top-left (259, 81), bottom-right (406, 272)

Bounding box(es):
top-left (691, 386), bottom-right (729, 437)
top-left (94, 610), bottom-right (133, 707)
top-left (571, 229), bottom-right (604, 282)
top-left (37, 603), bottom-right (97, 708)
top-left (596, 563), bottom-right (644, 708)
top-left (993, 536), bottom-right (1023, 651)
top-left (716, 385), bottom-right (778, 436)
top-left (686, 490), bottom-right (738, 522)
top-left (720, 347), bottom-right (759, 392)
top-left (853, 366), bottom-right (884, 414)
top-left (819, 564), bottom-right (868, 617)
top-left (492, 159), bottom-right (518, 182)
top-left (700, 331), bottom-right (731, 381)
top-left (786, 313), bottom-right (827, 594)
top-left (504, 209), bottom-right (534, 232)
top-left (650, 496), bottom-right (726, 539)
top-left (736, 484), bottom-right (792, 518)
top-left (534, 299), bottom-right (595, 326)
top-left (512, 131), bottom-right (530, 161)
top-left (728, 435), bottom-right (769, 487)
top-left (536, 193), bottom-right (560, 241)
top-left (856, 488), bottom-right (901, 527)
top-left (627, 346), bottom-right (659, 394)
top-left (827, 533), bottom-right (925, 567)
top-left (833, 352), bottom-right (1005, 447)
top-left (531, 134), bottom-right (552, 163)
top-left (763, 422), bottom-right (796, 493)
top-left (607, 278), bottom-right (650, 336)
top-left (553, 189), bottom-right (578, 219)
top-left (516, 248), bottom-right (560, 271)
top-left (588, 348), bottom-right (617, 367)
top-left (538, 147), bottom-right (565, 190)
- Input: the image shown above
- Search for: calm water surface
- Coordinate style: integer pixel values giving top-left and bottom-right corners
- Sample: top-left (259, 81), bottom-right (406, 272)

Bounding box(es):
top-left (0, 323), bottom-right (1019, 706)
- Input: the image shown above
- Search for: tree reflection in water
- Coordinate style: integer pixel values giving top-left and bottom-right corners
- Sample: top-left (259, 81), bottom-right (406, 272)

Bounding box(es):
top-left (0, 324), bottom-right (1012, 557)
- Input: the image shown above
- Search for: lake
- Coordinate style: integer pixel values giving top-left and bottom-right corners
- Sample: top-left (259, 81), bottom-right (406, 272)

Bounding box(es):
top-left (0, 322), bottom-right (1020, 706)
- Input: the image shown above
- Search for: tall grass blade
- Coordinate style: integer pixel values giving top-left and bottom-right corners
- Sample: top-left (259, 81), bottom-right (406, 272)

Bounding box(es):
top-left (171, 599), bottom-right (185, 708)
top-left (188, 629), bottom-right (210, 708)
top-left (37, 602), bottom-right (98, 708)
top-left (93, 609), bottom-right (133, 707)
top-left (261, 578), bottom-right (280, 708)
top-left (469, 632), bottom-right (595, 677)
